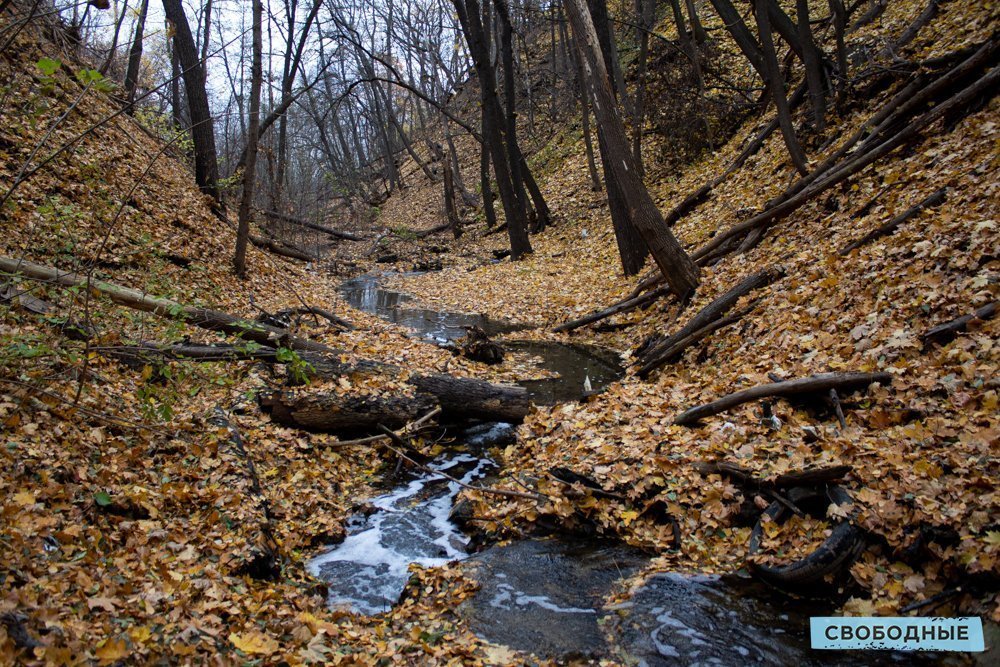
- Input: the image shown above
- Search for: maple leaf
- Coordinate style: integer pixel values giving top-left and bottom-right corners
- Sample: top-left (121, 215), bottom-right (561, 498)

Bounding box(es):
top-left (229, 631), bottom-right (280, 655)
top-left (12, 491), bottom-right (35, 506)
top-left (87, 596), bottom-right (118, 612)
top-left (94, 637), bottom-right (129, 663)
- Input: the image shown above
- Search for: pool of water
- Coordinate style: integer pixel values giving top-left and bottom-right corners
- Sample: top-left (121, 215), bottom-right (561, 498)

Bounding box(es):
top-left (339, 273), bottom-right (625, 404)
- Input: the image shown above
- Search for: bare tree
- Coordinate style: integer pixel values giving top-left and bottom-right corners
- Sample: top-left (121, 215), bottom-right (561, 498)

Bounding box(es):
top-left (234, 0), bottom-right (263, 277)
top-left (564, 0), bottom-right (700, 296)
top-left (161, 0), bottom-right (220, 203)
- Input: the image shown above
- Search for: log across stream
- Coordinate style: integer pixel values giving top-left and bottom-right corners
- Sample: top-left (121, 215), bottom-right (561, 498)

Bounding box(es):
top-left (307, 275), bottom-right (942, 663)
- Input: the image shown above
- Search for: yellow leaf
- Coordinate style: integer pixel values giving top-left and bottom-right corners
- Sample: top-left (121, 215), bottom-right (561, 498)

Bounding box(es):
top-left (13, 491), bottom-right (35, 506)
top-left (230, 631), bottom-right (279, 655)
top-left (129, 625), bottom-right (152, 644)
top-left (95, 638), bottom-right (129, 663)
top-left (620, 509), bottom-right (639, 526)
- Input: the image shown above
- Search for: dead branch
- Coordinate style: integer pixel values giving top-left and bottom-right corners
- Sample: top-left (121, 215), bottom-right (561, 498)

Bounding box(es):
top-left (261, 210), bottom-right (367, 242)
top-left (0, 255), bottom-right (337, 355)
top-left (921, 300), bottom-right (998, 349)
top-left (674, 372), bottom-right (892, 425)
top-left (553, 284), bottom-right (671, 333)
top-left (636, 267), bottom-right (783, 377)
top-left (840, 188), bottom-right (948, 254)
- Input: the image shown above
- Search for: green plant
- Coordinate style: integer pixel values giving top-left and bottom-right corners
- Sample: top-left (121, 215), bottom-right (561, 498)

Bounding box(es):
top-left (276, 347), bottom-right (313, 384)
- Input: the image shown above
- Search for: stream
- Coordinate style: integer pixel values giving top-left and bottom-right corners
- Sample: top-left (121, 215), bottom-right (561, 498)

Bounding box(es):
top-left (308, 274), bottom-right (958, 665)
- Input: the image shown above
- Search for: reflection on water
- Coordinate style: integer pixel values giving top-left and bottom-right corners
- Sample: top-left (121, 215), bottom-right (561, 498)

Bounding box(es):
top-left (339, 274), bottom-right (625, 403)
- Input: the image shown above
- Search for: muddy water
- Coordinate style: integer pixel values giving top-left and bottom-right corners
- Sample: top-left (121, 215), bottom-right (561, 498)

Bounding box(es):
top-left (308, 274), bottom-right (961, 664)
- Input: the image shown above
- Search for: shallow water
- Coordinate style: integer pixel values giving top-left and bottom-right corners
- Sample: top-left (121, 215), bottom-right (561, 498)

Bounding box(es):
top-left (339, 273), bottom-right (625, 403)
top-left (313, 274), bottom-right (964, 664)
top-left (307, 452), bottom-right (493, 615)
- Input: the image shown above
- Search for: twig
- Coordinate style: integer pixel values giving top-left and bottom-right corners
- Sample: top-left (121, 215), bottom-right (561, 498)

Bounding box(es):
top-left (375, 422), bottom-right (546, 502)
top-left (325, 407), bottom-right (442, 448)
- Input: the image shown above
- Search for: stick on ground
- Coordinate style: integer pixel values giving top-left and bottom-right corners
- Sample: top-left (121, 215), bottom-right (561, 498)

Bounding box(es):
top-left (674, 372), bottom-right (892, 425)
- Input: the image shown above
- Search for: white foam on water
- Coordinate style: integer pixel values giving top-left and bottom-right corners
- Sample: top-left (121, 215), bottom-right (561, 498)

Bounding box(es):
top-left (487, 582), bottom-right (596, 614)
top-left (307, 453), bottom-right (493, 615)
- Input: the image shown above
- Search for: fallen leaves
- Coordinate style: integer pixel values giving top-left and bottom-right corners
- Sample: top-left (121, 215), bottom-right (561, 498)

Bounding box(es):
top-left (229, 631), bottom-right (280, 656)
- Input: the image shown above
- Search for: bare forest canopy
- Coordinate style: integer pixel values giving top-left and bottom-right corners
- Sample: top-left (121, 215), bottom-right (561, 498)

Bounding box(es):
top-left (0, 0), bottom-right (998, 662)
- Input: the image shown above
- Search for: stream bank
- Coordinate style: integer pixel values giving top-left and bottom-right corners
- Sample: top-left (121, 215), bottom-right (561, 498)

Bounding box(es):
top-left (307, 274), bottom-right (958, 665)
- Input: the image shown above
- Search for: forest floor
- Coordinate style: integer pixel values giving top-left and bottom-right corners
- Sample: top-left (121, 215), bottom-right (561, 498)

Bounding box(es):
top-left (1, 0), bottom-right (998, 664)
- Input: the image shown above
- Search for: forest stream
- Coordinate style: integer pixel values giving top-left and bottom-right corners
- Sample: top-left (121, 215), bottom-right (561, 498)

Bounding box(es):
top-left (306, 274), bottom-right (953, 665)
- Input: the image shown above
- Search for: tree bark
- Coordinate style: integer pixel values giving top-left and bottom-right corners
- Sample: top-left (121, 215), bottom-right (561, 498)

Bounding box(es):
top-left (839, 187), bottom-right (947, 255)
top-left (261, 390), bottom-right (438, 433)
top-left (162, 0), bottom-right (221, 203)
top-left (234, 0), bottom-right (263, 277)
top-left (0, 256), bottom-right (334, 354)
top-left (796, 0), bottom-right (827, 131)
top-left (755, 0), bottom-right (809, 174)
top-left (453, 0), bottom-right (532, 258)
top-left (675, 372), bottom-right (893, 425)
top-left (123, 0), bottom-right (147, 110)
top-left (565, 0), bottom-right (700, 297)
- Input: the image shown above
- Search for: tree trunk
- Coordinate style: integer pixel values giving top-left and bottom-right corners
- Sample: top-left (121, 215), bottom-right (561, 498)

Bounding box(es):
top-left (796, 0), bottom-right (827, 131)
top-left (162, 0), bottom-right (221, 203)
top-left (123, 0), bottom-right (147, 110)
top-left (568, 13), bottom-right (601, 190)
top-left (708, 0), bottom-right (766, 77)
top-left (674, 372), bottom-right (892, 425)
top-left (453, 0), bottom-right (532, 258)
top-left (261, 390), bottom-right (439, 433)
top-left (632, 0), bottom-right (654, 174)
top-left (99, 0), bottom-right (130, 76)
top-left (685, 0), bottom-right (708, 44)
top-left (233, 0), bottom-right (262, 278)
top-left (755, 0), bottom-right (809, 174)
top-left (564, 0), bottom-right (700, 296)
top-left (828, 0), bottom-right (849, 101)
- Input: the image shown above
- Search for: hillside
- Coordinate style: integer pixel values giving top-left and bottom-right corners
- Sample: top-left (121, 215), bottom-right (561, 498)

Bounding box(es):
top-left (1, 0), bottom-right (998, 664)
top-left (373, 0), bottom-right (1000, 626)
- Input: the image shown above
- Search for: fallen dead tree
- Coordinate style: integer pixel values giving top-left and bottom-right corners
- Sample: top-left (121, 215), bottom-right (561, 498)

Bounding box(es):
top-left (262, 210), bottom-right (367, 242)
top-left (694, 46), bottom-right (998, 262)
top-left (553, 284), bottom-right (671, 333)
top-left (97, 342), bottom-right (282, 366)
top-left (260, 390), bottom-right (438, 432)
top-left (674, 371), bottom-right (892, 425)
top-left (1, 256), bottom-right (534, 426)
top-left (249, 232), bottom-right (317, 262)
top-left (839, 187), bottom-right (947, 254)
top-left (0, 255), bottom-right (336, 354)
top-left (695, 461), bottom-right (853, 489)
top-left (636, 267), bottom-right (784, 377)
top-left (921, 300), bottom-right (998, 349)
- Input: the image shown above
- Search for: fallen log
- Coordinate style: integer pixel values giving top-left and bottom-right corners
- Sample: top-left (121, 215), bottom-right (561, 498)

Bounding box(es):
top-left (98, 342), bottom-right (282, 364)
top-left (0, 255), bottom-right (337, 355)
top-left (408, 374), bottom-right (531, 423)
top-left (698, 461), bottom-right (853, 489)
top-left (694, 57), bottom-right (999, 263)
top-left (262, 210), bottom-right (366, 242)
top-left (921, 300), bottom-right (998, 349)
top-left (553, 284), bottom-right (671, 333)
top-left (664, 184), bottom-right (713, 228)
top-left (249, 232), bottom-right (317, 262)
top-left (260, 305), bottom-right (354, 331)
top-left (1, 256), bottom-right (535, 426)
top-left (637, 267), bottom-right (783, 377)
top-left (674, 372), bottom-right (892, 425)
top-left (260, 390), bottom-right (438, 432)
top-left (637, 299), bottom-right (759, 372)
top-left (841, 187), bottom-right (943, 254)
